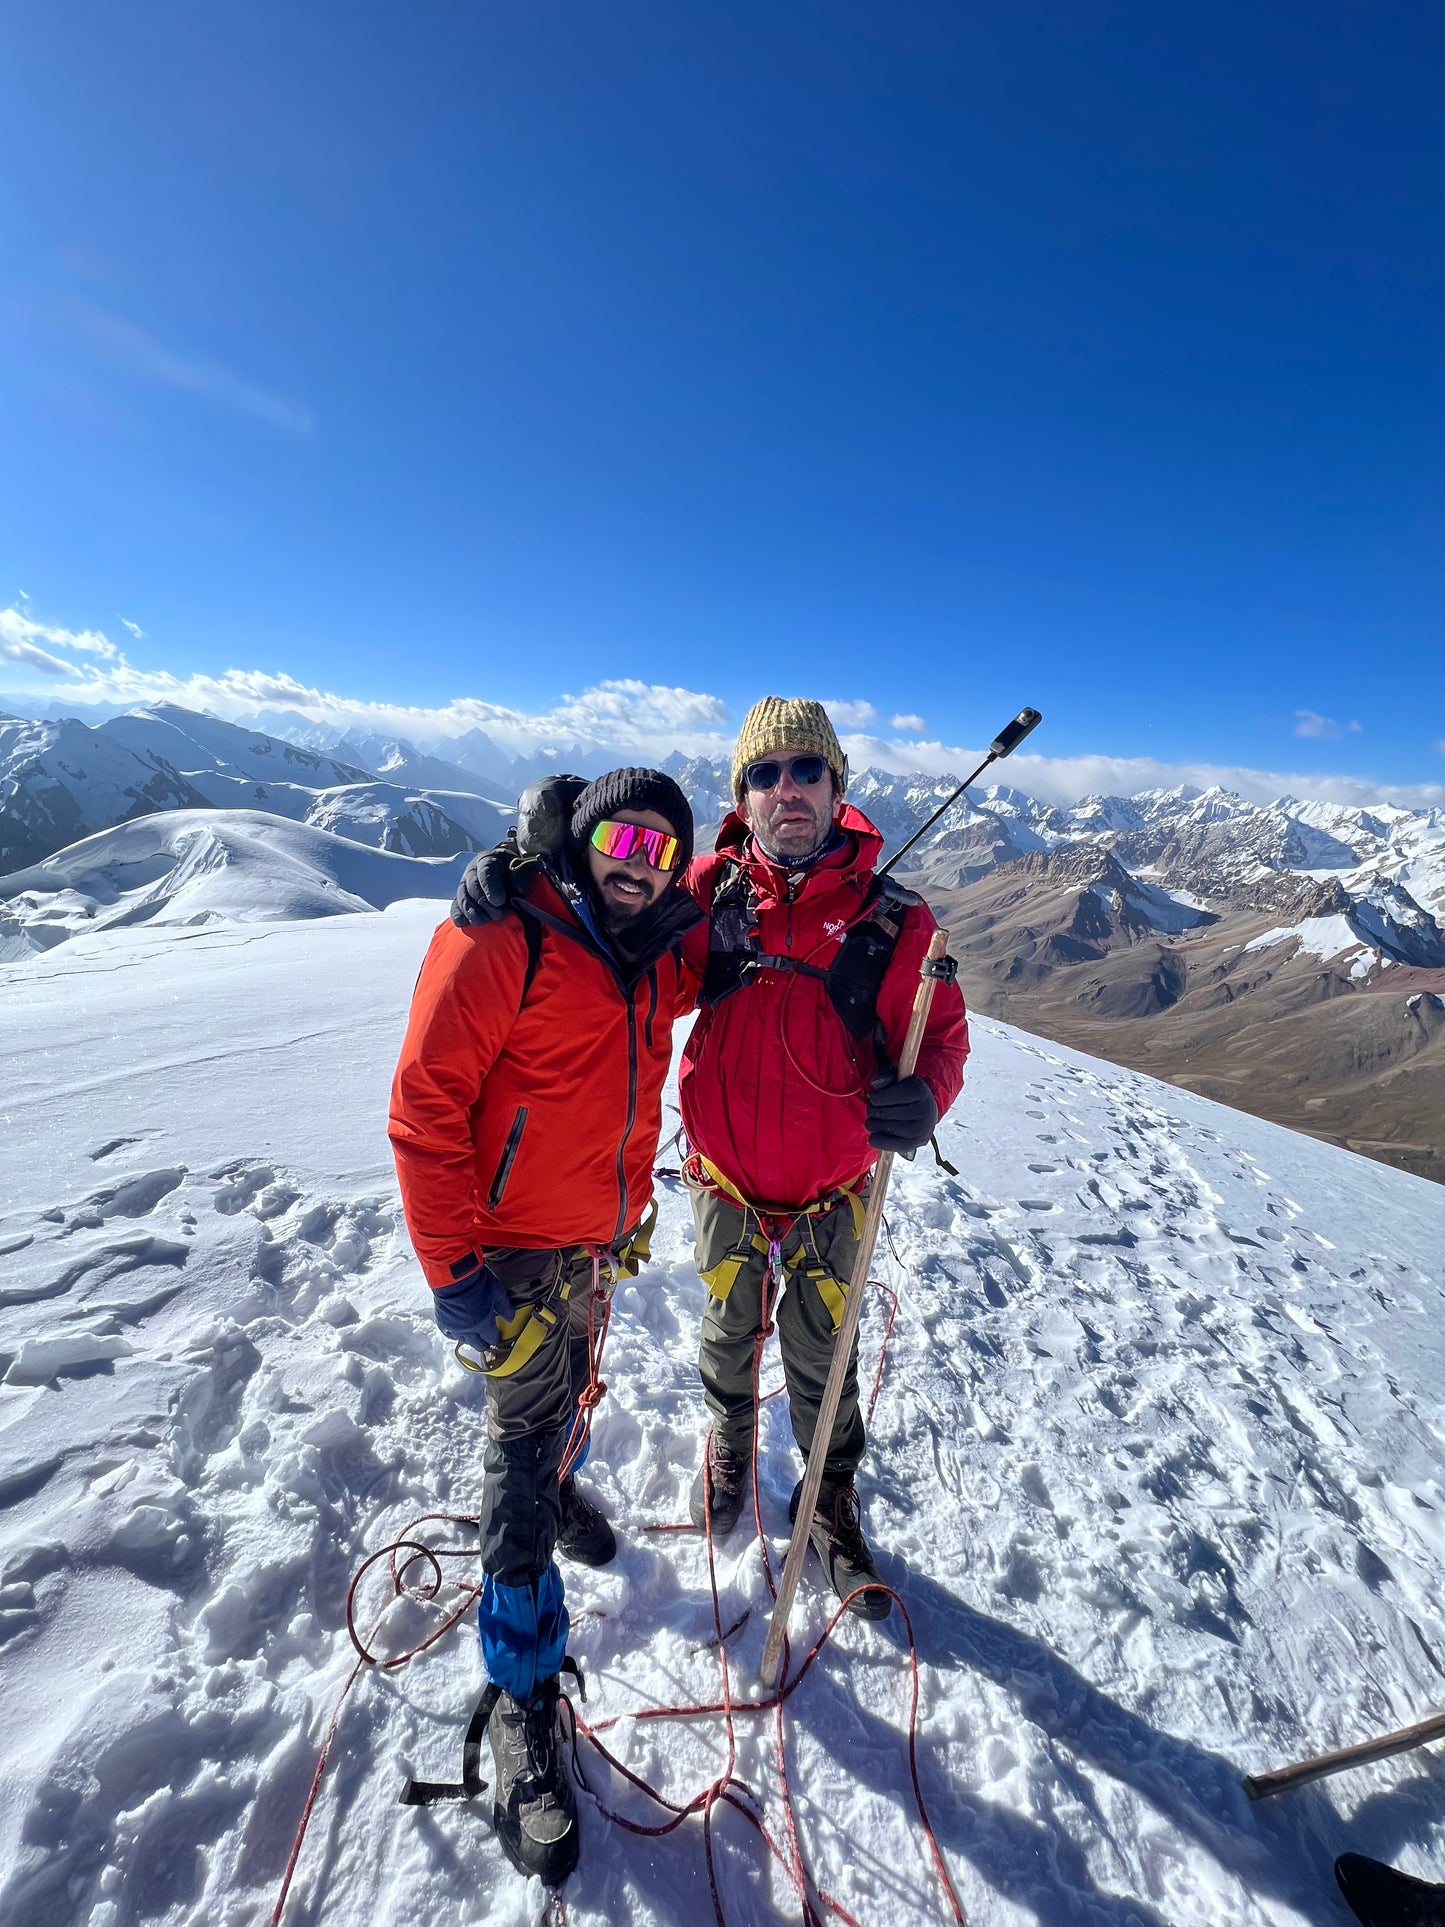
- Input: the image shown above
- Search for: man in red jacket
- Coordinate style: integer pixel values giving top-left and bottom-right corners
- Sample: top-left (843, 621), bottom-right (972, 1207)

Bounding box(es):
top-left (680, 697), bottom-right (968, 1619)
top-left (389, 768), bottom-right (700, 1887)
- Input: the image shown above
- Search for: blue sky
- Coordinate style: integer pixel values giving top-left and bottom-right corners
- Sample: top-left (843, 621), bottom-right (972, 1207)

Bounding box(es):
top-left (2, 3), bottom-right (1442, 802)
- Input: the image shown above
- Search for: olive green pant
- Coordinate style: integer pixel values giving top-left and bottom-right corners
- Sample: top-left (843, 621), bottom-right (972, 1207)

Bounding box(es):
top-left (691, 1185), bottom-right (867, 1482)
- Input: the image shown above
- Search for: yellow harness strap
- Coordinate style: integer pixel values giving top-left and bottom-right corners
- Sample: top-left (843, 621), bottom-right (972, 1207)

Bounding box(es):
top-left (480, 1297), bottom-right (559, 1378)
top-left (691, 1156), bottom-right (867, 1331)
top-left (609, 1198), bottom-right (658, 1279)
top-left (457, 1199), bottom-right (662, 1379)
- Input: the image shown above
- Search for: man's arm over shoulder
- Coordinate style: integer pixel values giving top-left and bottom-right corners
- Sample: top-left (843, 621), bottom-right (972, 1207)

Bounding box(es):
top-left (388, 915), bottom-right (529, 1288)
top-left (876, 898), bottom-right (969, 1118)
top-left (673, 853), bottom-right (723, 1014)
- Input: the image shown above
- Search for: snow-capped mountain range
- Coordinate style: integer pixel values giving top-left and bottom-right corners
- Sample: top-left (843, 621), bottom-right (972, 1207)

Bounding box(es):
top-left (4, 704), bottom-right (1443, 1179)
top-left (0, 705), bottom-right (512, 875)
top-left (6, 705), bottom-right (1442, 950)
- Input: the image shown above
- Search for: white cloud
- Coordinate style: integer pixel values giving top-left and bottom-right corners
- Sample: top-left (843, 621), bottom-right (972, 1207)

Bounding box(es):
top-left (120, 617), bottom-right (146, 640)
top-left (821, 699), bottom-right (882, 729)
top-left (1294, 709), bottom-right (1361, 740)
top-left (890, 713), bottom-right (928, 734)
top-left (65, 303), bottom-right (313, 438)
top-left (0, 608), bottom-right (118, 677)
top-left (551, 679), bottom-right (727, 733)
top-left (0, 618), bottom-right (731, 760)
top-left (3, 605), bottom-right (1441, 812)
top-left (835, 734), bottom-right (1445, 811)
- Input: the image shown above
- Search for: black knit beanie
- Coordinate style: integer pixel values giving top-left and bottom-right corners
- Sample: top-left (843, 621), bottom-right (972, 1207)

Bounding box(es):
top-left (570, 767), bottom-right (694, 870)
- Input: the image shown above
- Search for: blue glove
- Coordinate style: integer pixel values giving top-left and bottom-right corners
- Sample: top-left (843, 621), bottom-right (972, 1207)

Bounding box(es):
top-left (432, 1263), bottom-right (513, 1349)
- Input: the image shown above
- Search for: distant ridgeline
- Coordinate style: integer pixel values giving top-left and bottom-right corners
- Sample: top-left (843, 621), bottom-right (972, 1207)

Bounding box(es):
top-left (3, 703), bottom-right (1442, 1180)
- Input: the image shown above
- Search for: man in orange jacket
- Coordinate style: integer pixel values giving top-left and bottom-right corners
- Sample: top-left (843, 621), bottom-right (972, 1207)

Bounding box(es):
top-left (389, 768), bottom-right (700, 1887)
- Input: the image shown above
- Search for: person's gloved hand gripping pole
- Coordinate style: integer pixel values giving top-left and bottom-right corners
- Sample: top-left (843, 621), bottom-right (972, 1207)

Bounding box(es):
top-left (864, 1070), bottom-right (939, 1155)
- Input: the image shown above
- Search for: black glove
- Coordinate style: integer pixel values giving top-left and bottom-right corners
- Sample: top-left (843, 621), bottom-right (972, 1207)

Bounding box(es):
top-left (451, 840), bottom-right (535, 927)
top-left (865, 1072), bottom-right (938, 1155)
top-left (431, 1262), bottom-right (514, 1348)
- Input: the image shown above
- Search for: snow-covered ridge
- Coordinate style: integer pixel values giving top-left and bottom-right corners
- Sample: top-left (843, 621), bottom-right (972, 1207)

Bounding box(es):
top-left (0, 905), bottom-right (1441, 1924)
top-left (0, 811), bottom-right (466, 960)
top-left (0, 705), bottom-right (512, 873)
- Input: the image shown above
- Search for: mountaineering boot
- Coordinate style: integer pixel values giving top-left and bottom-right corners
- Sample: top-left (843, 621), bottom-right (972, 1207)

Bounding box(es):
top-left (486, 1675), bottom-right (579, 1886)
top-left (788, 1477), bottom-right (891, 1621)
top-left (556, 1476), bottom-right (616, 1567)
top-left (688, 1432), bottom-right (752, 1534)
top-left (1336, 1854), bottom-right (1445, 1927)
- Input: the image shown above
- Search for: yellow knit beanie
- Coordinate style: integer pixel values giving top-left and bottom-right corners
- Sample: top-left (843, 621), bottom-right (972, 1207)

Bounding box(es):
top-left (731, 696), bottom-right (848, 802)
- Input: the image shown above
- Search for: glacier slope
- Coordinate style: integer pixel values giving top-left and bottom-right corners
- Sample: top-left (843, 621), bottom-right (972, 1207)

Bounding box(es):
top-left (0, 813), bottom-right (468, 961)
top-left (0, 904), bottom-right (1442, 1927)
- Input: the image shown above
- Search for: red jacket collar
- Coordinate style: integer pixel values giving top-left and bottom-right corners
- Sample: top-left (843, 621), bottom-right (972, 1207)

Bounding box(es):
top-left (714, 801), bottom-right (885, 901)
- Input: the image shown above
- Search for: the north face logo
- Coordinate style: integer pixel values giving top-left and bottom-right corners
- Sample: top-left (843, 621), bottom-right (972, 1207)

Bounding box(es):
top-left (823, 918), bottom-right (848, 942)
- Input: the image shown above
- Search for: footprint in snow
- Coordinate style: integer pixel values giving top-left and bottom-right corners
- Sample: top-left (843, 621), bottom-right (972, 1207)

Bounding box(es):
top-left (87, 1133), bottom-right (157, 1162)
top-left (58, 1168), bottom-right (186, 1233)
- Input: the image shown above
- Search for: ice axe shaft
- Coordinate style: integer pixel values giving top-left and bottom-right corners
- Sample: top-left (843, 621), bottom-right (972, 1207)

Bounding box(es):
top-left (876, 706), bottom-right (1042, 881)
top-left (1243, 1707), bottom-right (1445, 1801)
top-left (759, 929), bottom-right (952, 1688)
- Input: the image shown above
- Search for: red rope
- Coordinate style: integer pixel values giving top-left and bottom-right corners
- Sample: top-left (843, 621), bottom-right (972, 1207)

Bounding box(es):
top-left (865, 1281), bottom-right (899, 1425)
top-left (559, 1252), bottom-right (610, 1481)
top-left (269, 1237), bottom-right (966, 1927)
top-left (570, 1245), bottom-right (967, 1927)
top-left (268, 1511), bottom-right (484, 1927)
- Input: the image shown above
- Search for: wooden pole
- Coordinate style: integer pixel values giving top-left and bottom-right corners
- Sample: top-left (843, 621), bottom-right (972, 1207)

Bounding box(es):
top-left (759, 928), bottom-right (951, 1688)
top-left (1243, 1709), bottom-right (1445, 1800)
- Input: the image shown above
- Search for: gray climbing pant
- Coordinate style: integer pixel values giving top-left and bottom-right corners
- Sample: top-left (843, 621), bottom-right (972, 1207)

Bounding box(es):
top-left (690, 1182), bottom-right (868, 1482)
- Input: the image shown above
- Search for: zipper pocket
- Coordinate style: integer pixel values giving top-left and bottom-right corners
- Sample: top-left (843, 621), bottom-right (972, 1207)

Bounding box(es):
top-left (487, 1106), bottom-right (529, 1209)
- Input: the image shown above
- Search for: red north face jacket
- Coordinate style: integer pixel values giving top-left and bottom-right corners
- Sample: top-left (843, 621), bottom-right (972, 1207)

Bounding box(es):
top-left (677, 804), bottom-right (969, 1210)
top-left (389, 874), bottom-right (699, 1288)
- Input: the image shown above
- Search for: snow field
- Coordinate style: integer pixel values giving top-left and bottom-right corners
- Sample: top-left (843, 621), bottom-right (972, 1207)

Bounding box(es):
top-left (0, 902), bottom-right (1442, 1927)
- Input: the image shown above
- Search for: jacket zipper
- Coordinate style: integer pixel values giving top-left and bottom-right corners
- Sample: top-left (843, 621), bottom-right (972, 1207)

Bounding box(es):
top-left (613, 996), bottom-right (638, 1242)
top-left (644, 966), bottom-right (658, 1050)
top-left (487, 1105), bottom-right (529, 1209)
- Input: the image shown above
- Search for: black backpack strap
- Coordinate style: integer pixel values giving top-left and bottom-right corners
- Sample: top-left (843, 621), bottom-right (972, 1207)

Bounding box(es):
top-left (824, 874), bottom-right (921, 1045)
top-left (516, 905), bottom-right (545, 1012)
top-left (700, 858), bottom-right (759, 1007)
top-left (701, 862), bottom-right (925, 1052)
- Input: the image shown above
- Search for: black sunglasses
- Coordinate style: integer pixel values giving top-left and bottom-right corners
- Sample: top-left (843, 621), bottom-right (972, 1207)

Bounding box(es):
top-left (743, 753), bottom-right (830, 792)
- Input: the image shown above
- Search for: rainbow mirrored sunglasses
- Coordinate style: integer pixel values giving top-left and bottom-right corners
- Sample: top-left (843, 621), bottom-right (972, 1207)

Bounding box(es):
top-left (589, 818), bottom-right (682, 871)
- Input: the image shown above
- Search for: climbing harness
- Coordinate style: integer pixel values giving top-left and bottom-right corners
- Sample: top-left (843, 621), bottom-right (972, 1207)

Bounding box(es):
top-left (684, 1152), bottom-right (867, 1335)
top-left (451, 1203), bottom-right (656, 1380)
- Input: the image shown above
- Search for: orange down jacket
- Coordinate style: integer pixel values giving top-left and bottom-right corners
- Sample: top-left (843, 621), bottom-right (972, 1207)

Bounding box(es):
top-left (389, 873), bottom-right (700, 1288)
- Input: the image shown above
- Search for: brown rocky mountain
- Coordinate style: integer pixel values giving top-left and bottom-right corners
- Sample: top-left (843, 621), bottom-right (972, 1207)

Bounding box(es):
top-left (918, 844), bottom-right (1445, 1185)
